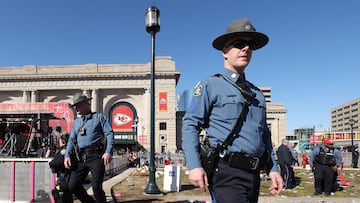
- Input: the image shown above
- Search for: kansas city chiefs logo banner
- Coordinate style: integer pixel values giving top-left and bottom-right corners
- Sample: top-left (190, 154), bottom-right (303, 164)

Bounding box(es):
top-left (111, 105), bottom-right (134, 132)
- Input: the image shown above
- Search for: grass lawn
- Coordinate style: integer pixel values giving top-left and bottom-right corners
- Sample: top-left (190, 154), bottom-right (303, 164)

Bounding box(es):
top-left (110, 166), bottom-right (360, 202)
top-left (260, 168), bottom-right (360, 198)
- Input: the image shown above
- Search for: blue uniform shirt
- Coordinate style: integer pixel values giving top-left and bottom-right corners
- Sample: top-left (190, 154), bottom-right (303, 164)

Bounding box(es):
top-left (65, 112), bottom-right (114, 159)
top-left (310, 144), bottom-right (342, 167)
top-left (182, 68), bottom-right (278, 173)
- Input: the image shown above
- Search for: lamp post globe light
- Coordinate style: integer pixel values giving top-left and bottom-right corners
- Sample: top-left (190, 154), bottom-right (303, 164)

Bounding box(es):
top-left (349, 118), bottom-right (357, 168)
top-left (144, 6), bottom-right (161, 194)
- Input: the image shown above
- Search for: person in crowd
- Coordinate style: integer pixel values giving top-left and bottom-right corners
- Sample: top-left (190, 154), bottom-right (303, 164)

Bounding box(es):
top-left (37, 142), bottom-right (51, 158)
top-left (277, 139), bottom-right (296, 189)
top-left (182, 18), bottom-right (283, 203)
top-left (64, 93), bottom-right (114, 203)
top-left (309, 138), bottom-right (342, 196)
top-left (49, 133), bottom-right (73, 203)
top-left (302, 153), bottom-right (309, 169)
top-left (289, 142), bottom-right (299, 166)
top-left (53, 125), bottom-right (63, 150)
top-left (352, 145), bottom-right (359, 168)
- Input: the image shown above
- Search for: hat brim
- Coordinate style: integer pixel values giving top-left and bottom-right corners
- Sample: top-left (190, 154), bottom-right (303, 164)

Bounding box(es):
top-left (70, 97), bottom-right (92, 107)
top-left (212, 32), bottom-right (269, 51)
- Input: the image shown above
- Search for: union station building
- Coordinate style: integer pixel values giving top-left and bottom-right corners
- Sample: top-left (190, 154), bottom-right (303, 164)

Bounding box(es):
top-left (0, 56), bottom-right (287, 154)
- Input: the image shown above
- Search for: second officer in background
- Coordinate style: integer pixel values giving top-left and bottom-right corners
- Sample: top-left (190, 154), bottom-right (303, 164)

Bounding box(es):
top-left (64, 93), bottom-right (114, 203)
top-left (310, 138), bottom-right (342, 196)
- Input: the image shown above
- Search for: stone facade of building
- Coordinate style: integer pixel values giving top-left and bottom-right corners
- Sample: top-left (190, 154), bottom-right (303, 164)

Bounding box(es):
top-left (0, 56), bottom-right (180, 153)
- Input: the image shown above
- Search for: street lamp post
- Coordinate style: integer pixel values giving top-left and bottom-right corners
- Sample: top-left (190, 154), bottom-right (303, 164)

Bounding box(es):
top-left (144, 6), bottom-right (161, 194)
top-left (349, 118), bottom-right (356, 168)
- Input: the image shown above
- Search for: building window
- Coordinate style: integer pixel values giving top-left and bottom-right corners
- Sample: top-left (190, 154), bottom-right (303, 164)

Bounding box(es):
top-left (159, 122), bottom-right (167, 130)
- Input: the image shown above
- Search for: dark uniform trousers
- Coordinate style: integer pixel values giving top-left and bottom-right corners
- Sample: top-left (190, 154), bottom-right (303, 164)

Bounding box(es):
top-left (68, 153), bottom-right (106, 203)
top-left (314, 164), bottom-right (334, 194)
top-left (52, 173), bottom-right (73, 203)
top-left (210, 159), bottom-right (261, 203)
top-left (279, 164), bottom-right (295, 189)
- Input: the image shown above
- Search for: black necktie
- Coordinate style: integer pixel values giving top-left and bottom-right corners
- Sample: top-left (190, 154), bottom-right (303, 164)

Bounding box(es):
top-left (236, 74), bottom-right (246, 90)
top-left (236, 74), bottom-right (256, 99)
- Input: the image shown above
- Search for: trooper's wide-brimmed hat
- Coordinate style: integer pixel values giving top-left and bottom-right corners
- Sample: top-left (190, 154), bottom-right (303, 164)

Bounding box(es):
top-left (212, 18), bottom-right (269, 51)
top-left (71, 93), bottom-right (92, 106)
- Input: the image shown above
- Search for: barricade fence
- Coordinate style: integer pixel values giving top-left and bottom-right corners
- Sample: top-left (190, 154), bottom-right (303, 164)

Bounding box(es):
top-left (0, 156), bottom-right (128, 203)
top-left (151, 152), bottom-right (186, 168)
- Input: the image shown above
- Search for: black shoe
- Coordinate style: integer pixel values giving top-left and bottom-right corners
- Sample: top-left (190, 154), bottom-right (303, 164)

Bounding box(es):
top-left (325, 192), bottom-right (331, 196)
top-left (314, 191), bottom-right (322, 195)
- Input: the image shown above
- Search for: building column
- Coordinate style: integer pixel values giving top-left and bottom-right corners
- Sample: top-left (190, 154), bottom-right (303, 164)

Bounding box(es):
top-left (144, 88), bottom-right (151, 149)
top-left (31, 90), bottom-right (37, 102)
top-left (277, 118), bottom-right (280, 147)
top-left (91, 89), bottom-right (98, 112)
top-left (22, 91), bottom-right (30, 102)
top-left (82, 89), bottom-right (90, 97)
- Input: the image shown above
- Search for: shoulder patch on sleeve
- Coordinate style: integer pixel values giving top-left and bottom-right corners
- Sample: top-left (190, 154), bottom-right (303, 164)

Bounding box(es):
top-left (193, 84), bottom-right (203, 96)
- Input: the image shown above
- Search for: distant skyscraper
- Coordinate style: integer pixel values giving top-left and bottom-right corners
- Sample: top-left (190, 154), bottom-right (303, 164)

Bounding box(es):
top-left (331, 97), bottom-right (360, 131)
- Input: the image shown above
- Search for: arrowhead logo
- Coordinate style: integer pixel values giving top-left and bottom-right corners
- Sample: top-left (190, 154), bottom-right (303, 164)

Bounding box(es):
top-left (114, 113), bottom-right (132, 126)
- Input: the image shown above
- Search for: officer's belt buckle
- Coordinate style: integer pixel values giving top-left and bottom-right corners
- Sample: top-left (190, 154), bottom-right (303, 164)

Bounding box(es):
top-left (250, 157), bottom-right (260, 170)
top-left (224, 152), bottom-right (261, 171)
top-left (81, 153), bottom-right (87, 162)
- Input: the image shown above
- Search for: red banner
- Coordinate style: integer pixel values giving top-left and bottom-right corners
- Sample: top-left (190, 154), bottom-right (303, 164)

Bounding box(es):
top-left (159, 92), bottom-right (168, 112)
top-left (0, 102), bottom-right (74, 133)
top-left (111, 105), bottom-right (135, 133)
top-left (310, 135), bottom-right (323, 144)
top-left (138, 135), bottom-right (148, 144)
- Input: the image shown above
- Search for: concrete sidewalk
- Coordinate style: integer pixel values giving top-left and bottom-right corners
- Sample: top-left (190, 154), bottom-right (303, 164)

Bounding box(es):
top-left (87, 167), bottom-right (137, 203)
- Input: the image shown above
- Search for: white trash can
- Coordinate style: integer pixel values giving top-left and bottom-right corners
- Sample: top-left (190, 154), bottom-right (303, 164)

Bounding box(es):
top-left (163, 165), bottom-right (181, 192)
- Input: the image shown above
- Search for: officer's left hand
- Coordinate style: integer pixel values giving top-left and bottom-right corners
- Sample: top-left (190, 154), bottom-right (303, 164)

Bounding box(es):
top-left (102, 153), bottom-right (112, 165)
top-left (268, 171), bottom-right (283, 195)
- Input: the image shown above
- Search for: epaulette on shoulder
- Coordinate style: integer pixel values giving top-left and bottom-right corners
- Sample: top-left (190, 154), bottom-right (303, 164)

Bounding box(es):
top-left (212, 73), bottom-right (222, 77)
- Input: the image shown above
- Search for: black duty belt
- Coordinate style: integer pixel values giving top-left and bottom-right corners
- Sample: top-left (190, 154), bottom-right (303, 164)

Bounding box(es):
top-left (80, 145), bottom-right (104, 155)
top-left (222, 152), bottom-right (265, 171)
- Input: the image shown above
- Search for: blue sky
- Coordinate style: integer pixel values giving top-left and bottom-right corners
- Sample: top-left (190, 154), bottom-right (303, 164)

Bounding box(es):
top-left (0, 1), bottom-right (359, 134)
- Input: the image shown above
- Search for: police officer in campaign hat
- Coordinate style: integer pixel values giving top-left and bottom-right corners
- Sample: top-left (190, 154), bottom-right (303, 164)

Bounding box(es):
top-left (182, 18), bottom-right (283, 203)
top-left (64, 93), bottom-right (114, 203)
top-left (310, 138), bottom-right (342, 196)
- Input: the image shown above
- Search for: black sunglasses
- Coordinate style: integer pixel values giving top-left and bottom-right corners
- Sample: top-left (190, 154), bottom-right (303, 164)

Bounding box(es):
top-left (228, 40), bottom-right (256, 50)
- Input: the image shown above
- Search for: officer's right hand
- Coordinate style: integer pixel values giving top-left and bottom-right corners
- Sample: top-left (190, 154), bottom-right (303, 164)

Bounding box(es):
top-left (268, 171), bottom-right (283, 195)
top-left (188, 167), bottom-right (208, 192)
top-left (64, 157), bottom-right (71, 169)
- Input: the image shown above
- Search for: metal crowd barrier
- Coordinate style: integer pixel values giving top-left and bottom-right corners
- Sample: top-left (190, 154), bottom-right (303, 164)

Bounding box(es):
top-left (152, 152), bottom-right (186, 168)
top-left (0, 156), bottom-right (128, 203)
